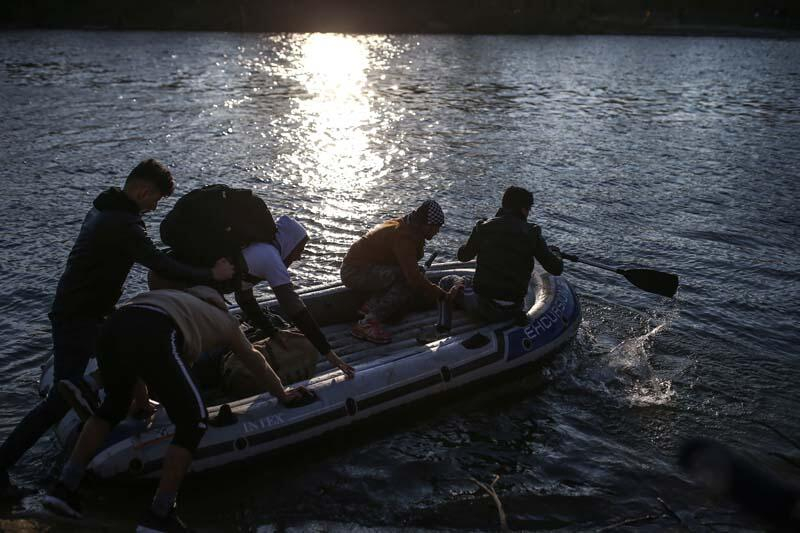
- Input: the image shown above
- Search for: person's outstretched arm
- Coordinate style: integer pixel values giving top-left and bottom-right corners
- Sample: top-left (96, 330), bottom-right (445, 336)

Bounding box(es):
top-left (457, 220), bottom-right (483, 262)
top-left (228, 325), bottom-right (288, 401)
top-left (393, 238), bottom-right (447, 303)
top-left (532, 226), bottom-right (563, 276)
top-left (123, 221), bottom-right (234, 282)
top-left (273, 284), bottom-right (355, 378)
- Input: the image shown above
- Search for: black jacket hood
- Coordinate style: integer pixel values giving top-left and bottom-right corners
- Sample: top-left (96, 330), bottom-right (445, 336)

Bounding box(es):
top-left (495, 207), bottom-right (526, 221)
top-left (93, 187), bottom-right (140, 214)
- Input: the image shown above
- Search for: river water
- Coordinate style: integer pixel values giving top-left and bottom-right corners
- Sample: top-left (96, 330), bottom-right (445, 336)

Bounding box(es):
top-left (1, 31), bottom-right (799, 531)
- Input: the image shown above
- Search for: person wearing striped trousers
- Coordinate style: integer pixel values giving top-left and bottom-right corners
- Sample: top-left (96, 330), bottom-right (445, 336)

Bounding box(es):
top-left (43, 286), bottom-right (304, 532)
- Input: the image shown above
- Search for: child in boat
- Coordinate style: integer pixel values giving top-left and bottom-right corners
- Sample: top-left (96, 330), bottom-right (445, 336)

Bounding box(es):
top-left (444, 186), bottom-right (563, 324)
top-left (44, 286), bottom-right (311, 530)
top-left (341, 199), bottom-right (460, 344)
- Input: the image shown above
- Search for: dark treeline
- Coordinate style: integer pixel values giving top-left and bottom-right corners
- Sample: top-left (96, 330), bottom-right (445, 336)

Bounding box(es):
top-left (1, 0), bottom-right (798, 34)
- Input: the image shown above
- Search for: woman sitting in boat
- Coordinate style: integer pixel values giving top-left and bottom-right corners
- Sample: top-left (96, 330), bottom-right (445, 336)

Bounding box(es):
top-left (444, 186), bottom-right (563, 323)
top-left (341, 199), bottom-right (460, 344)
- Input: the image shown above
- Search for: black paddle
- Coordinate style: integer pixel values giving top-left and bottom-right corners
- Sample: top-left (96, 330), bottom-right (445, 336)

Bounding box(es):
top-left (561, 252), bottom-right (679, 298)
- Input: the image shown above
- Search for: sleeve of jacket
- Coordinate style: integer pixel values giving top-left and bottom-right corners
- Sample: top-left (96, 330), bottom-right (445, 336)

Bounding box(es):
top-left (123, 220), bottom-right (213, 283)
top-left (234, 287), bottom-right (278, 338)
top-left (393, 235), bottom-right (446, 302)
top-left (457, 222), bottom-right (482, 262)
top-left (272, 284), bottom-right (331, 354)
top-left (531, 225), bottom-right (564, 276)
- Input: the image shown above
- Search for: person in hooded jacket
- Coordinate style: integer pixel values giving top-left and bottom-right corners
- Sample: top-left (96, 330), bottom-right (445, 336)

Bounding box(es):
top-left (0, 159), bottom-right (234, 500)
top-left (446, 186), bottom-right (563, 323)
top-left (234, 216), bottom-right (354, 378)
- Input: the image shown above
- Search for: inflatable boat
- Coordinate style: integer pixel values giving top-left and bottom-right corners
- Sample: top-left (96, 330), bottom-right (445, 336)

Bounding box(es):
top-left (39, 261), bottom-right (580, 480)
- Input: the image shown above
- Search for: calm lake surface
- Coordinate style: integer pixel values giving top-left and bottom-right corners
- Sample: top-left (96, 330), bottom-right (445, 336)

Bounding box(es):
top-left (1, 31), bottom-right (799, 531)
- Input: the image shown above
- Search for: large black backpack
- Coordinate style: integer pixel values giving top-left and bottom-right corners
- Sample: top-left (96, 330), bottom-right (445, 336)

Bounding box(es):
top-left (160, 184), bottom-right (276, 269)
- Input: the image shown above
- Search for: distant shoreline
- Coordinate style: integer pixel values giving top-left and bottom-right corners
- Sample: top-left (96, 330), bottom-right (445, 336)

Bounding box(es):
top-left (2, 26), bottom-right (799, 40)
top-left (1, 0), bottom-right (798, 38)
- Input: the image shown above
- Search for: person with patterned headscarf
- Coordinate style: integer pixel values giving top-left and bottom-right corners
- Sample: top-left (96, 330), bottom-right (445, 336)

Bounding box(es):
top-left (341, 200), bottom-right (459, 344)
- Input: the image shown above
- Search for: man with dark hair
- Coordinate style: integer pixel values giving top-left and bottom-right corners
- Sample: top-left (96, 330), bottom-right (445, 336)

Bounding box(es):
top-left (341, 199), bottom-right (459, 344)
top-left (126, 158), bottom-right (176, 196)
top-left (448, 185), bottom-right (563, 323)
top-left (0, 160), bottom-right (234, 499)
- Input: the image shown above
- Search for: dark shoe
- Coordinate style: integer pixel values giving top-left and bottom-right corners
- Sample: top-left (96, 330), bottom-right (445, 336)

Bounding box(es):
top-left (351, 319), bottom-right (392, 344)
top-left (280, 387), bottom-right (319, 409)
top-left (58, 378), bottom-right (99, 421)
top-left (208, 403), bottom-right (237, 427)
top-left (42, 481), bottom-right (82, 519)
top-left (0, 471), bottom-right (35, 502)
top-left (416, 325), bottom-right (449, 345)
top-left (267, 312), bottom-right (290, 330)
top-left (136, 506), bottom-right (191, 533)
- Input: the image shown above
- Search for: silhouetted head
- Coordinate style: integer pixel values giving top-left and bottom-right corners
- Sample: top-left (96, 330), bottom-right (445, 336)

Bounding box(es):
top-left (274, 216), bottom-right (309, 268)
top-left (123, 159), bottom-right (175, 213)
top-left (406, 199), bottom-right (445, 240)
top-left (502, 186), bottom-right (533, 219)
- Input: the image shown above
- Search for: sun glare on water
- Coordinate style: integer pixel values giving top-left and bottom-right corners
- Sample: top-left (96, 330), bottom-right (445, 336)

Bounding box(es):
top-left (287, 34), bottom-right (386, 203)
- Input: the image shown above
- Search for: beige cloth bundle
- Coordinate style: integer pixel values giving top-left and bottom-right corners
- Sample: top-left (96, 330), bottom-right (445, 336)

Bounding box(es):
top-left (222, 329), bottom-right (318, 399)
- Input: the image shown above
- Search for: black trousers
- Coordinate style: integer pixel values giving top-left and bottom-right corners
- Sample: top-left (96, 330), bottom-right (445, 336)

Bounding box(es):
top-left (96, 306), bottom-right (208, 453)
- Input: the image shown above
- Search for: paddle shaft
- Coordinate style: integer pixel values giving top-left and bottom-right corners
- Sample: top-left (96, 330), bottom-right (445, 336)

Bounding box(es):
top-left (561, 253), bottom-right (620, 274)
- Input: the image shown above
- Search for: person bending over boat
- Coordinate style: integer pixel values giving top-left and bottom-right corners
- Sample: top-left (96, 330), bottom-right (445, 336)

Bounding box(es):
top-left (44, 285), bottom-right (309, 531)
top-left (0, 160), bottom-right (234, 501)
top-left (446, 186), bottom-right (563, 323)
top-left (235, 216), bottom-right (354, 377)
top-left (341, 199), bottom-right (459, 344)
top-left (152, 209), bottom-right (354, 379)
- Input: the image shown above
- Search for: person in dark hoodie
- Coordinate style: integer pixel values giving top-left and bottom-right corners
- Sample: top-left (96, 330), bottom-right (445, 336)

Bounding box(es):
top-left (445, 186), bottom-right (563, 323)
top-left (0, 159), bottom-right (234, 499)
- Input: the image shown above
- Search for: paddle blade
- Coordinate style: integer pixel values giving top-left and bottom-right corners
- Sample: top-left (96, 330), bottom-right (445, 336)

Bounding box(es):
top-left (620, 268), bottom-right (679, 297)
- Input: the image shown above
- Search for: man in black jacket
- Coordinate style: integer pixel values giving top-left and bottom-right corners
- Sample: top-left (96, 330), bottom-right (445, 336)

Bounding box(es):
top-left (448, 186), bottom-right (563, 323)
top-left (0, 160), bottom-right (234, 499)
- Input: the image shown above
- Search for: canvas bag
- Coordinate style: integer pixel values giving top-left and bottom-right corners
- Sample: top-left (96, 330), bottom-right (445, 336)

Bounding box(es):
top-left (221, 329), bottom-right (318, 399)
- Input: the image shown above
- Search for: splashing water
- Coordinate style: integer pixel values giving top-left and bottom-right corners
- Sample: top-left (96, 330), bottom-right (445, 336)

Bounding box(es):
top-left (607, 322), bottom-right (675, 407)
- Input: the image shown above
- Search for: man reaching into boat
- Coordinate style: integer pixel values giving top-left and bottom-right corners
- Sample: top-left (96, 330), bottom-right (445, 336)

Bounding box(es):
top-left (0, 160), bottom-right (234, 500)
top-left (341, 199), bottom-right (460, 344)
top-left (43, 285), bottom-right (310, 531)
top-left (445, 186), bottom-right (563, 323)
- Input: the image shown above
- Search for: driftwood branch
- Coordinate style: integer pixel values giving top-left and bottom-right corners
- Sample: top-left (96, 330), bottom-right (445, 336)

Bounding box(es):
top-left (471, 474), bottom-right (509, 532)
top-left (658, 496), bottom-right (690, 530)
top-left (597, 514), bottom-right (659, 532)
